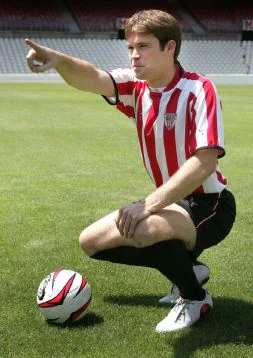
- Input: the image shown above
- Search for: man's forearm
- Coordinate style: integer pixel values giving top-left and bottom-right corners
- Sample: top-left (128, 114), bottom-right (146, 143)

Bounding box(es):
top-left (144, 150), bottom-right (218, 213)
top-left (54, 53), bottom-right (101, 93)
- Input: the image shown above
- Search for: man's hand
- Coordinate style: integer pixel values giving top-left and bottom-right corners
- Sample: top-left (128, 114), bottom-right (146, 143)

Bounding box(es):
top-left (25, 39), bottom-right (58, 73)
top-left (115, 200), bottom-right (151, 239)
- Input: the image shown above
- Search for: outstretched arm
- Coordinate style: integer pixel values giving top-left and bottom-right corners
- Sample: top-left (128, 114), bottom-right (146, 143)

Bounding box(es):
top-left (25, 39), bottom-right (115, 97)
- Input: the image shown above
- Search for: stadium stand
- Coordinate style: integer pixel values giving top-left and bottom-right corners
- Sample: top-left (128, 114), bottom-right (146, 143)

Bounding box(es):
top-left (0, 0), bottom-right (252, 35)
top-left (0, 38), bottom-right (129, 73)
top-left (181, 0), bottom-right (253, 34)
top-left (0, 37), bottom-right (251, 75)
top-left (67, 0), bottom-right (190, 32)
top-left (0, 0), bottom-right (193, 34)
top-left (68, 0), bottom-right (192, 32)
top-left (180, 40), bottom-right (249, 74)
top-left (0, 0), bottom-right (69, 31)
top-left (0, 1), bottom-right (252, 76)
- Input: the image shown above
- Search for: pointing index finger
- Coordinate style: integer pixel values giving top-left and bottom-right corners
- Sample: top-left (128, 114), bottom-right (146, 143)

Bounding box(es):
top-left (25, 38), bottom-right (41, 52)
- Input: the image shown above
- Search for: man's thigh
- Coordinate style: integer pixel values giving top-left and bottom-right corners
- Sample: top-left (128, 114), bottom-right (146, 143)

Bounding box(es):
top-left (80, 204), bottom-right (196, 255)
top-left (133, 203), bottom-right (196, 250)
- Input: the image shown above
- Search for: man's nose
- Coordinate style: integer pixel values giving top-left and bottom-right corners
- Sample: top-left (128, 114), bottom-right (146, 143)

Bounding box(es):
top-left (131, 48), bottom-right (140, 59)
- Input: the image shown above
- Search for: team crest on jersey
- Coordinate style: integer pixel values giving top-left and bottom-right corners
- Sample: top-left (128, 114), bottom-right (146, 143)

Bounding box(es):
top-left (165, 113), bottom-right (177, 130)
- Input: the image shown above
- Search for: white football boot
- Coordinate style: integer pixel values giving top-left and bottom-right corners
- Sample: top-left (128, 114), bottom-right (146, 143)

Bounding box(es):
top-left (159, 263), bottom-right (210, 304)
top-left (156, 290), bottom-right (213, 333)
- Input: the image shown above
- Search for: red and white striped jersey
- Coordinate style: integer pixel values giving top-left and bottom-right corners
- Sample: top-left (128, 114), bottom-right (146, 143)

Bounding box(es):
top-left (107, 63), bottom-right (227, 193)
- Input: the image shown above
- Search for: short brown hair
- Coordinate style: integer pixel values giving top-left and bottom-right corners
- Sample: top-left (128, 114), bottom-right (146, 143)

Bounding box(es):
top-left (125, 9), bottom-right (181, 62)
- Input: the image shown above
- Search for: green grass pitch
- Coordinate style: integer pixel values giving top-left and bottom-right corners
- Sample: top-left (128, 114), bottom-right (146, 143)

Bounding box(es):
top-left (0, 83), bottom-right (252, 358)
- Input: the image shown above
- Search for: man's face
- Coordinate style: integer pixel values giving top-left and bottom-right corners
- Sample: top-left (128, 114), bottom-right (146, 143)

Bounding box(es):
top-left (127, 32), bottom-right (175, 87)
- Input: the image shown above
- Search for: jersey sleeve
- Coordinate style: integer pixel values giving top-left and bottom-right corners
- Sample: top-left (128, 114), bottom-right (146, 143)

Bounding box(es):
top-left (104, 68), bottom-right (137, 120)
top-left (190, 79), bottom-right (225, 158)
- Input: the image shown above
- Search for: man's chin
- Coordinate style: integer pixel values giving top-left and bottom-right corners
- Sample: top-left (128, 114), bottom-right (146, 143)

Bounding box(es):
top-left (133, 70), bottom-right (146, 80)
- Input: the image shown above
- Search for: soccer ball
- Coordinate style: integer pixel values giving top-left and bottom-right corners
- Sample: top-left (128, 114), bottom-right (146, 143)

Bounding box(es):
top-left (37, 269), bottom-right (92, 324)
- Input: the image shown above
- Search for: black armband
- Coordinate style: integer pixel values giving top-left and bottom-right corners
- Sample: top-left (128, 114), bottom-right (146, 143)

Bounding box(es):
top-left (102, 72), bottom-right (119, 105)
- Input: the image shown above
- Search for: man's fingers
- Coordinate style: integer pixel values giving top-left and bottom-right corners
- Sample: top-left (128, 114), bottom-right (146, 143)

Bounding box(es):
top-left (25, 38), bottom-right (42, 52)
top-left (26, 49), bottom-right (36, 66)
top-left (115, 208), bottom-right (130, 237)
top-left (28, 62), bottom-right (52, 73)
top-left (26, 46), bottom-right (53, 73)
top-left (123, 216), bottom-right (132, 239)
top-left (118, 212), bottom-right (127, 236)
top-left (26, 60), bottom-right (52, 73)
top-left (115, 209), bottom-right (122, 229)
top-left (128, 218), bottom-right (138, 239)
top-left (37, 60), bottom-right (53, 73)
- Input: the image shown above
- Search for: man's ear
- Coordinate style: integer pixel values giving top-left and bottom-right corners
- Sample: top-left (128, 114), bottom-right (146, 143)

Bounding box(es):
top-left (166, 40), bottom-right (176, 53)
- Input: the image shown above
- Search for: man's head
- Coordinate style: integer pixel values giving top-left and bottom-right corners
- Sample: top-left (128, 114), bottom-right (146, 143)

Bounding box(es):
top-left (125, 9), bottom-right (181, 62)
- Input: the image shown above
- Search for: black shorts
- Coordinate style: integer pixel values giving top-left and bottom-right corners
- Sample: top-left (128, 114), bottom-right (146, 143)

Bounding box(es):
top-left (177, 189), bottom-right (236, 259)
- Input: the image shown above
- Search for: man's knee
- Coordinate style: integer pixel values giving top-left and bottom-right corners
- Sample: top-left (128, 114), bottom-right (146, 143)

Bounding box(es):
top-left (79, 228), bottom-right (97, 257)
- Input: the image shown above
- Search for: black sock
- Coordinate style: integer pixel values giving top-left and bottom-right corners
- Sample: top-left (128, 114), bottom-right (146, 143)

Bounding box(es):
top-left (91, 240), bottom-right (205, 301)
